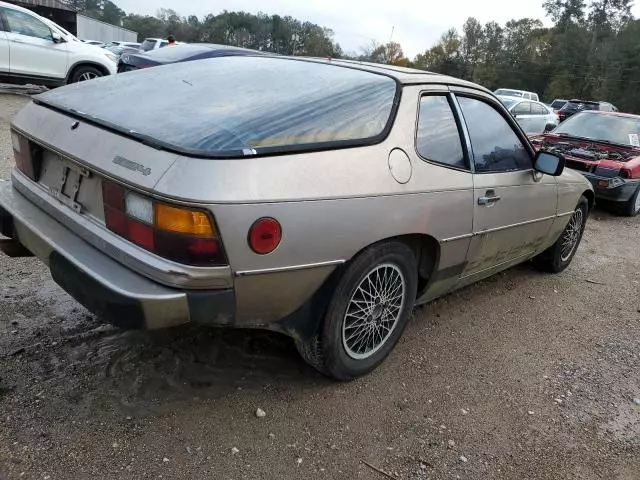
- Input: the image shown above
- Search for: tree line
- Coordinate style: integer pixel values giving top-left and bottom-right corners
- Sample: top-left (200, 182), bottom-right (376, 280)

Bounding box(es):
top-left (64, 0), bottom-right (640, 112)
top-left (63, 1), bottom-right (343, 57)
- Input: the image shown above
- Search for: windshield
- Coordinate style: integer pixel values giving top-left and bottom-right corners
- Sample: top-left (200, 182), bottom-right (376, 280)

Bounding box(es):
top-left (140, 39), bottom-right (158, 52)
top-left (37, 56), bottom-right (399, 157)
top-left (495, 89), bottom-right (523, 97)
top-left (554, 112), bottom-right (640, 146)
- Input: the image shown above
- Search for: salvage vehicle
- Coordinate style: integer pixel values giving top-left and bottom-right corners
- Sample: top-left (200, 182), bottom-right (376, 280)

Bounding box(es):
top-left (118, 43), bottom-right (262, 73)
top-left (0, 56), bottom-right (593, 380)
top-left (550, 99), bottom-right (568, 113)
top-left (498, 96), bottom-right (558, 134)
top-left (557, 99), bottom-right (618, 122)
top-left (531, 110), bottom-right (640, 216)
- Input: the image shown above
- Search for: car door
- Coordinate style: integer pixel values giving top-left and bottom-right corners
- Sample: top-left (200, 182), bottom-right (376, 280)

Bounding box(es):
top-left (529, 102), bottom-right (549, 133)
top-left (453, 93), bottom-right (558, 284)
top-left (0, 6), bottom-right (68, 80)
top-left (512, 101), bottom-right (534, 132)
top-left (410, 89), bottom-right (474, 303)
top-left (0, 28), bottom-right (8, 75)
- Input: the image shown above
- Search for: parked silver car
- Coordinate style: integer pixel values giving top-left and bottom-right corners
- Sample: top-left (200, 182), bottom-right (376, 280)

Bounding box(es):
top-left (0, 57), bottom-right (593, 380)
top-left (499, 96), bottom-right (559, 134)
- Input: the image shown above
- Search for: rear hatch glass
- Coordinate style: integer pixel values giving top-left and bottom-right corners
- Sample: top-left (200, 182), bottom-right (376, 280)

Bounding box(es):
top-left (34, 56), bottom-right (399, 158)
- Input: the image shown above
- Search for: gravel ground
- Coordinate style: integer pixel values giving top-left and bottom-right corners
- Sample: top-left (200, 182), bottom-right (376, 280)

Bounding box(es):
top-left (1, 93), bottom-right (639, 480)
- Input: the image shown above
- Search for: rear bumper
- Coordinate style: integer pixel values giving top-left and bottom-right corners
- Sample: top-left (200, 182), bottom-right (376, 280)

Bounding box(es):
top-left (0, 181), bottom-right (235, 329)
top-left (579, 172), bottom-right (639, 203)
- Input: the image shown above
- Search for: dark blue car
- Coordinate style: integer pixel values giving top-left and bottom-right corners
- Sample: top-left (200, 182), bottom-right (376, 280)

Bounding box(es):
top-left (117, 43), bottom-right (265, 73)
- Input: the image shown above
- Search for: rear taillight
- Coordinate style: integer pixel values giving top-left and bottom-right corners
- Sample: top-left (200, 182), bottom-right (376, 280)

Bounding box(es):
top-left (11, 130), bottom-right (42, 181)
top-left (102, 180), bottom-right (227, 267)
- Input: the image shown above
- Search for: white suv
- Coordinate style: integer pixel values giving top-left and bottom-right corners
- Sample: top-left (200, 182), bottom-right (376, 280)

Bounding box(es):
top-left (0, 1), bottom-right (116, 87)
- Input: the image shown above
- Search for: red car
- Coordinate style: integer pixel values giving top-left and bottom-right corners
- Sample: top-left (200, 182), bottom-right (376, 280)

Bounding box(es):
top-left (530, 110), bottom-right (640, 216)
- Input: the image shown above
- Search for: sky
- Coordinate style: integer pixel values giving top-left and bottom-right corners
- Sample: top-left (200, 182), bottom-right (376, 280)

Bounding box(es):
top-left (114, 0), bottom-right (640, 58)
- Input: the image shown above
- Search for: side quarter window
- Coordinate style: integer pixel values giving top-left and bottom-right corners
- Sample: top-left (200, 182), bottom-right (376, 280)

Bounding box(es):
top-left (457, 96), bottom-right (532, 173)
top-left (416, 95), bottom-right (466, 170)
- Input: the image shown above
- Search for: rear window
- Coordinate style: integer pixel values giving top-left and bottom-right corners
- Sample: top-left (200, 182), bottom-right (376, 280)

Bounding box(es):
top-left (551, 100), bottom-right (566, 109)
top-left (38, 57), bottom-right (399, 158)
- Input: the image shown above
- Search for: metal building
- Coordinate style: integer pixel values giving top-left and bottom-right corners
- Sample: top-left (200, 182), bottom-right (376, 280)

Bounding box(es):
top-left (76, 15), bottom-right (137, 43)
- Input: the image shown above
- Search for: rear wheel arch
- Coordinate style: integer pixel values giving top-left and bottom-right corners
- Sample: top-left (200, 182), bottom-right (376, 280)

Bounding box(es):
top-left (582, 189), bottom-right (595, 212)
top-left (346, 233), bottom-right (441, 298)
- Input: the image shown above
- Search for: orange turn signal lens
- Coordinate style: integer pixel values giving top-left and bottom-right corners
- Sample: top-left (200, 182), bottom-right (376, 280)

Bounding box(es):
top-left (154, 203), bottom-right (214, 237)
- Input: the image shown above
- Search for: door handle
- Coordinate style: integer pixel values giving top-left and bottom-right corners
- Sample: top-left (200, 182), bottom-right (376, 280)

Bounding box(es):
top-left (478, 191), bottom-right (501, 206)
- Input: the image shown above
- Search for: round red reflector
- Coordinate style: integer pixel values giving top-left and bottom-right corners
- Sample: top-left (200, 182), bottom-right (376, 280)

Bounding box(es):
top-left (248, 217), bottom-right (282, 254)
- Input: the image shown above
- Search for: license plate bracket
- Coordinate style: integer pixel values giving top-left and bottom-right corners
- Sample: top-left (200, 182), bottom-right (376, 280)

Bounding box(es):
top-left (50, 160), bottom-right (91, 213)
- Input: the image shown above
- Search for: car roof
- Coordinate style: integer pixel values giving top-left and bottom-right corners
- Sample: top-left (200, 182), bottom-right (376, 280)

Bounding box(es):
top-left (496, 88), bottom-right (534, 93)
top-left (302, 58), bottom-right (491, 91)
top-left (568, 99), bottom-right (598, 104)
top-left (498, 96), bottom-right (548, 107)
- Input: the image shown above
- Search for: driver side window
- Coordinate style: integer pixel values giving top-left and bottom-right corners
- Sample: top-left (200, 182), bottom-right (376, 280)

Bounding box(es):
top-left (2, 8), bottom-right (52, 41)
top-left (457, 96), bottom-right (532, 173)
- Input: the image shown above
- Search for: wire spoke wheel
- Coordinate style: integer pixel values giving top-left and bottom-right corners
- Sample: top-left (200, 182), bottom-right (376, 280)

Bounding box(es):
top-left (342, 263), bottom-right (406, 360)
top-left (560, 208), bottom-right (584, 262)
top-left (78, 72), bottom-right (98, 81)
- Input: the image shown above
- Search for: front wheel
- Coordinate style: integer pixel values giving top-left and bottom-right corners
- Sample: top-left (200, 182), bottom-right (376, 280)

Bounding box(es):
top-left (533, 196), bottom-right (588, 273)
top-left (69, 66), bottom-right (103, 83)
top-left (296, 241), bottom-right (418, 381)
top-left (620, 186), bottom-right (640, 217)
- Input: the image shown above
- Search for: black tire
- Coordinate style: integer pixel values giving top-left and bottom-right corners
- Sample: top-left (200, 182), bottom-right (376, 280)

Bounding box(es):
top-left (69, 65), bottom-right (103, 83)
top-left (533, 196), bottom-right (589, 273)
top-left (620, 186), bottom-right (640, 217)
top-left (296, 241), bottom-right (418, 381)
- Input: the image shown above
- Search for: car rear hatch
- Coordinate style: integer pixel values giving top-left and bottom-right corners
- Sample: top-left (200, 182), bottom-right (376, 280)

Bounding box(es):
top-left (7, 57), bottom-right (398, 287)
top-left (9, 102), bottom-right (232, 290)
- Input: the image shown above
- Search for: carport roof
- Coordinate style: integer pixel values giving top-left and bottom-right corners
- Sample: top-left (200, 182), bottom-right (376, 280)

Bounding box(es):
top-left (6, 0), bottom-right (75, 11)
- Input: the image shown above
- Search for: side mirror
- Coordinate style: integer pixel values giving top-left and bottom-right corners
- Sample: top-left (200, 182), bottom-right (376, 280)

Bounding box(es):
top-left (534, 151), bottom-right (565, 176)
top-left (544, 123), bottom-right (555, 133)
top-left (51, 31), bottom-right (65, 43)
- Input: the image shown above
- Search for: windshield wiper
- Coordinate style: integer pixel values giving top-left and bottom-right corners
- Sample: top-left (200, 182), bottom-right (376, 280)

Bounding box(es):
top-left (554, 133), bottom-right (631, 148)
